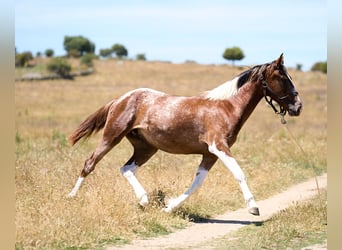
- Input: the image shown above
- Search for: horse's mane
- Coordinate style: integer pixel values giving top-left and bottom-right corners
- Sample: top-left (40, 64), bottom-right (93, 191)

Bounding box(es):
top-left (203, 77), bottom-right (240, 100)
top-left (204, 63), bottom-right (270, 100)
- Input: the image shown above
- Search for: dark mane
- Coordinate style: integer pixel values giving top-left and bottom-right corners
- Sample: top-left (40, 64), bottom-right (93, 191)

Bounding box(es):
top-left (237, 63), bottom-right (270, 89)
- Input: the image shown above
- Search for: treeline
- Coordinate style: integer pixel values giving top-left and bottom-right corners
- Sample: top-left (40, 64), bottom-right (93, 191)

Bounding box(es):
top-left (15, 35), bottom-right (148, 79)
top-left (16, 35), bottom-right (144, 67)
top-left (15, 35), bottom-right (327, 74)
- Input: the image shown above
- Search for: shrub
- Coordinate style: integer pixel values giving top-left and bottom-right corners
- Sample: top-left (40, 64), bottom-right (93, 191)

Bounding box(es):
top-left (67, 49), bottom-right (81, 58)
top-left (311, 61), bottom-right (327, 74)
top-left (80, 53), bottom-right (97, 67)
top-left (15, 51), bottom-right (33, 67)
top-left (136, 53), bottom-right (146, 61)
top-left (99, 48), bottom-right (113, 58)
top-left (47, 57), bottom-right (71, 77)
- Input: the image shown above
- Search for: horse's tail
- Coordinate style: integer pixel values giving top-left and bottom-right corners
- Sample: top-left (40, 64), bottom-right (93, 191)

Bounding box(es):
top-left (69, 100), bottom-right (115, 145)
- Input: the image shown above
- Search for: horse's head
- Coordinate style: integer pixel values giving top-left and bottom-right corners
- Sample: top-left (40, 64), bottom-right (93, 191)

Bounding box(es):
top-left (263, 54), bottom-right (302, 116)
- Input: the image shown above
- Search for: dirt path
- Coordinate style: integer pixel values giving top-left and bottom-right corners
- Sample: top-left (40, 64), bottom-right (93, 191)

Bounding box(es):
top-left (107, 174), bottom-right (327, 250)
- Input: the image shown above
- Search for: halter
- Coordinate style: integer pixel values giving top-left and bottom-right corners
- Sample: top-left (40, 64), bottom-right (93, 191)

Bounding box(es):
top-left (261, 76), bottom-right (288, 124)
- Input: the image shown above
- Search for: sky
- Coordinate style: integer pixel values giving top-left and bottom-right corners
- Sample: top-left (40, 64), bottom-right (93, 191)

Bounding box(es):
top-left (15, 0), bottom-right (326, 71)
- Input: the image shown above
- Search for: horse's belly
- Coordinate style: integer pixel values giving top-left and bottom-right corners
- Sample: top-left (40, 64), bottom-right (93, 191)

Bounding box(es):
top-left (139, 129), bottom-right (207, 154)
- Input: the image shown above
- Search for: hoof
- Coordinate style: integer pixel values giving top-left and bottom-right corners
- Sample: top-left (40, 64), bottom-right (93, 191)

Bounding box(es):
top-left (139, 194), bottom-right (149, 207)
top-left (67, 192), bottom-right (76, 198)
top-left (248, 207), bottom-right (260, 216)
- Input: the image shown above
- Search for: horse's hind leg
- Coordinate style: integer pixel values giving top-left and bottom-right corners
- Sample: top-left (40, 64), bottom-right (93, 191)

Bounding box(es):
top-left (120, 141), bottom-right (157, 206)
top-left (68, 138), bottom-right (116, 197)
top-left (68, 99), bottom-right (137, 197)
top-left (68, 124), bottom-right (131, 197)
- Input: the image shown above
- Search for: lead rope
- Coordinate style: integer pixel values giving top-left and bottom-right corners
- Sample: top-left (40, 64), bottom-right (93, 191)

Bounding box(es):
top-left (281, 119), bottom-right (326, 220)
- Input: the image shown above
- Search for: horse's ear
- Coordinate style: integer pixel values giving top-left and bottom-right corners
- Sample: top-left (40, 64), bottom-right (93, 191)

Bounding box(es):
top-left (275, 53), bottom-right (284, 67)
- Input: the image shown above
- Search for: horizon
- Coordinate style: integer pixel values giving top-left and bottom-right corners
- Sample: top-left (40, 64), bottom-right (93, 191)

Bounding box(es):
top-left (15, 0), bottom-right (326, 71)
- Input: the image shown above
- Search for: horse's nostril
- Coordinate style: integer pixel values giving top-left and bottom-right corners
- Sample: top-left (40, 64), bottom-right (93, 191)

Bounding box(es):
top-left (298, 103), bottom-right (302, 112)
top-left (295, 103), bottom-right (302, 115)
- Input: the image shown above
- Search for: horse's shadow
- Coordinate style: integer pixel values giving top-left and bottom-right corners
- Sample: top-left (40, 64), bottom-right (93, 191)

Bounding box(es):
top-left (195, 217), bottom-right (263, 226)
top-left (148, 192), bottom-right (264, 227)
top-left (185, 213), bottom-right (263, 226)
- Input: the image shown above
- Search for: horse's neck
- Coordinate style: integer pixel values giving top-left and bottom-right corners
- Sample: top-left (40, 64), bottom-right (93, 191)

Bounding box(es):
top-left (229, 80), bottom-right (264, 131)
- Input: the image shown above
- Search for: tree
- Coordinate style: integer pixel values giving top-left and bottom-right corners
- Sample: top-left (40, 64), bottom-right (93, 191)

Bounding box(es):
top-left (63, 35), bottom-right (95, 57)
top-left (111, 43), bottom-right (128, 58)
top-left (296, 63), bottom-right (303, 71)
top-left (222, 46), bottom-right (245, 65)
top-left (45, 49), bottom-right (54, 57)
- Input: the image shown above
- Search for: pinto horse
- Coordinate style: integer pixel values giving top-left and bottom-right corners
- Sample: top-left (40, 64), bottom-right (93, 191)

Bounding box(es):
top-left (68, 54), bottom-right (302, 216)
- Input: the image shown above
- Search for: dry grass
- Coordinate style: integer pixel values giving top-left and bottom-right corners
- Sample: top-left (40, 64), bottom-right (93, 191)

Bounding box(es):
top-left (15, 59), bottom-right (327, 249)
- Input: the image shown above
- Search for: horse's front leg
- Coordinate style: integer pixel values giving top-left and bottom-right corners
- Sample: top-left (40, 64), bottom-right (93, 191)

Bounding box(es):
top-left (208, 141), bottom-right (259, 216)
top-left (162, 166), bottom-right (208, 212)
top-left (162, 155), bottom-right (217, 212)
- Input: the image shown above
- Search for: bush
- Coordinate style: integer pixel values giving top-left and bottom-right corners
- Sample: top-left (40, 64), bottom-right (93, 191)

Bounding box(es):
top-left (47, 57), bottom-right (71, 77)
top-left (311, 61), bottom-right (327, 74)
top-left (67, 49), bottom-right (81, 58)
top-left (80, 53), bottom-right (97, 67)
top-left (99, 48), bottom-right (113, 58)
top-left (15, 51), bottom-right (33, 67)
top-left (136, 53), bottom-right (146, 61)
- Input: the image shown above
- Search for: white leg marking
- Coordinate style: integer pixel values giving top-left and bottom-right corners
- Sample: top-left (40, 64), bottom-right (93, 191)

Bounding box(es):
top-left (68, 177), bottom-right (84, 197)
top-left (208, 142), bottom-right (258, 210)
top-left (162, 167), bottom-right (208, 212)
top-left (120, 162), bottom-right (148, 206)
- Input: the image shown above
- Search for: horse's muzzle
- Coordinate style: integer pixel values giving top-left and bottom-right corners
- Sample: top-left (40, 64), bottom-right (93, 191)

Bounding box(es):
top-left (287, 96), bottom-right (302, 116)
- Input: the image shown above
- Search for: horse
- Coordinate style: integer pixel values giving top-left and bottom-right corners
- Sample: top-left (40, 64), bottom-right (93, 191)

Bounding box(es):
top-left (67, 54), bottom-right (302, 216)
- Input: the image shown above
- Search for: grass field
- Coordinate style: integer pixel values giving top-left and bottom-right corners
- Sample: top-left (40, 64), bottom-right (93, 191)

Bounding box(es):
top-left (15, 59), bottom-right (327, 249)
